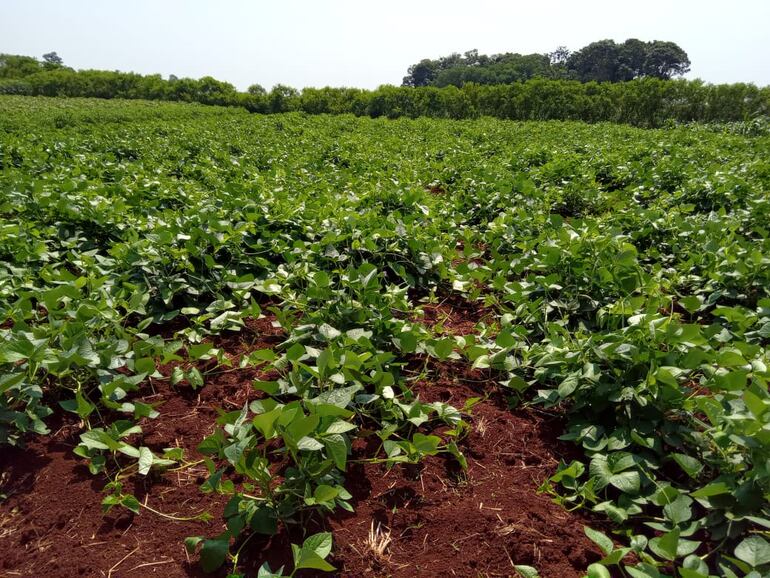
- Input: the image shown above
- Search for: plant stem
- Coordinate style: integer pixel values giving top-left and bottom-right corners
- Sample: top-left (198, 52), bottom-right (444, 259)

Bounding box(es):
top-left (140, 501), bottom-right (210, 522)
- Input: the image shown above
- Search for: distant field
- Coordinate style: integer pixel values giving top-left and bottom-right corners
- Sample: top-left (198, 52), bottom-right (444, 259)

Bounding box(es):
top-left (1, 96), bottom-right (769, 578)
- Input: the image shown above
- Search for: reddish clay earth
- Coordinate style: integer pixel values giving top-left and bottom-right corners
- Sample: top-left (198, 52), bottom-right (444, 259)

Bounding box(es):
top-left (412, 293), bottom-right (495, 336)
top-left (0, 309), bottom-right (602, 578)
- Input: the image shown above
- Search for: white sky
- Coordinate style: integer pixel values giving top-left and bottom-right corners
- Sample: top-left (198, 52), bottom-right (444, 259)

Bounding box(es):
top-left (1, 0), bottom-right (768, 90)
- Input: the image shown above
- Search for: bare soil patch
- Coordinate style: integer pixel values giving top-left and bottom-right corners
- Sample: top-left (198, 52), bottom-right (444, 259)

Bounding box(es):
top-left (413, 293), bottom-right (494, 336)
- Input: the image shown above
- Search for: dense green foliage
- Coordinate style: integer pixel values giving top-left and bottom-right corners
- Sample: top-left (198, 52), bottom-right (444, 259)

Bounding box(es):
top-left (1, 53), bottom-right (767, 127)
top-left (0, 52), bottom-right (67, 78)
top-left (320, 79), bottom-right (770, 126)
top-left (0, 55), bottom-right (248, 106)
top-left (566, 39), bottom-right (691, 82)
top-left (1, 96), bottom-right (770, 577)
top-left (0, 78), bottom-right (768, 128)
top-left (402, 40), bottom-right (690, 87)
top-left (402, 49), bottom-right (561, 87)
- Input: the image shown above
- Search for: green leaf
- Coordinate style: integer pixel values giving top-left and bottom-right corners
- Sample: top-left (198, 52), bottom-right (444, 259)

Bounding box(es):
top-left (550, 460), bottom-right (585, 482)
top-left (663, 495), bottom-right (693, 525)
top-left (250, 506), bottom-right (278, 535)
top-left (79, 429), bottom-right (122, 451)
top-left (130, 401), bottom-right (159, 419)
top-left (587, 563), bottom-right (611, 578)
top-left (188, 343), bottom-right (215, 359)
top-left (412, 433), bottom-right (441, 454)
top-left (256, 562), bottom-right (285, 578)
top-left (743, 390), bottom-right (768, 418)
top-left (679, 570), bottom-right (709, 578)
top-left (323, 434), bottom-right (348, 470)
top-left (59, 391), bottom-right (95, 419)
top-left (297, 436), bottom-right (324, 451)
top-left (682, 554), bottom-right (709, 575)
top-left (199, 537), bottom-right (230, 573)
top-left (625, 564), bottom-right (661, 578)
top-left (691, 481), bottom-right (731, 498)
top-left (248, 348), bottom-right (277, 363)
top-left (735, 536), bottom-right (770, 567)
top-left (252, 407), bottom-right (282, 438)
top-left (253, 379), bottom-right (280, 394)
top-left (433, 338), bottom-right (455, 360)
top-left (185, 536), bottom-right (203, 554)
top-left (170, 366), bottom-right (184, 385)
top-left (311, 403), bottom-right (353, 419)
top-left (671, 454), bottom-right (703, 479)
top-left (649, 528), bottom-right (679, 561)
top-left (447, 441), bottom-right (467, 470)
top-left (318, 323), bottom-right (341, 340)
top-left (584, 526), bottom-right (613, 556)
top-left (312, 484), bottom-right (339, 504)
top-left (589, 455), bottom-right (613, 489)
top-left (303, 531), bottom-right (333, 559)
top-left (609, 470), bottom-right (640, 494)
top-left (286, 343), bottom-right (306, 362)
top-left (496, 330), bottom-right (517, 349)
top-left (676, 539), bottom-right (701, 558)
top-left (293, 532), bottom-right (335, 572)
top-left (593, 501), bottom-right (629, 524)
top-left (325, 420), bottom-right (356, 434)
top-left (187, 367), bottom-right (204, 389)
top-left (558, 373), bottom-right (579, 397)
top-left (134, 357), bottom-right (156, 375)
top-left (286, 414), bottom-right (320, 442)
top-left (120, 494), bottom-right (141, 514)
top-left (600, 547), bottom-right (630, 566)
top-left (514, 565), bottom-right (541, 578)
top-left (310, 385), bottom-right (360, 408)
top-left (294, 551), bottom-right (335, 572)
top-left (316, 348), bottom-right (332, 374)
top-left (313, 271), bottom-right (330, 287)
top-left (137, 446), bottom-right (154, 475)
top-left (717, 349), bottom-right (747, 367)
top-left (397, 331), bottom-right (417, 353)
top-left (679, 296), bottom-right (702, 313)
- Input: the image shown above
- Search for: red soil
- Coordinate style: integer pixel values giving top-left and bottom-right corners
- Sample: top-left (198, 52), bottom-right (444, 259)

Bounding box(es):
top-left (319, 364), bottom-right (601, 578)
top-left (414, 294), bottom-right (494, 336)
top-left (0, 316), bottom-right (283, 578)
top-left (0, 314), bottom-right (601, 578)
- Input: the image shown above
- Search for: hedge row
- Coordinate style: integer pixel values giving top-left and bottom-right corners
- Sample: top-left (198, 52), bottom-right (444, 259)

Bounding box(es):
top-left (1, 69), bottom-right (767, 127)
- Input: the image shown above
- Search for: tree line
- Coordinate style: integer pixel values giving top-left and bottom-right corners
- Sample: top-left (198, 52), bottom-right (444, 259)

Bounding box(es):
top-left (1, 52), bottom-right (767, 127)
top-left (402, 39), bottom-right (692, 87)
top-left (0, 52), bottom-right (248, 107)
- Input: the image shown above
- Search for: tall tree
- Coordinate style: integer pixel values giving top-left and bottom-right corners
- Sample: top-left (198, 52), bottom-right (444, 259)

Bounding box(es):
top-left (616, 39), bottom-right (647, 81)
top-left (247, 83), bottom-right (266, 95)
top-left (549, 46), bottom-right (571, 65)
top-left (566, 40), bottom-right (621, 82)
top-left (42, 52), bottom-right (63, 66)
top-left (643, 41), bottom-right (691, 79)
top-left (403, 39), bottom-right (690, 87)
top-left (566, 39), bottom-right (690, 82)
top-left (403, 59), bottom-right (438, 87)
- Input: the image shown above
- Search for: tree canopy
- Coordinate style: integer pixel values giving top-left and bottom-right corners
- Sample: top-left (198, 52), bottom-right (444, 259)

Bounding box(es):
top-left (0, 52), bottom-right (68, 78)
top-left (402, 39), bottom-right (690, 87)
top-left (402, 50), bottom-right (563, 87)
top-left (567, 39), bottom-right (691, 82)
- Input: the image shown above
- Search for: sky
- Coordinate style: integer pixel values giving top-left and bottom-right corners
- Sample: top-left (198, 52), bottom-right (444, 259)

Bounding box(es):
top-left (1, 0), bottom-right (769, 90)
